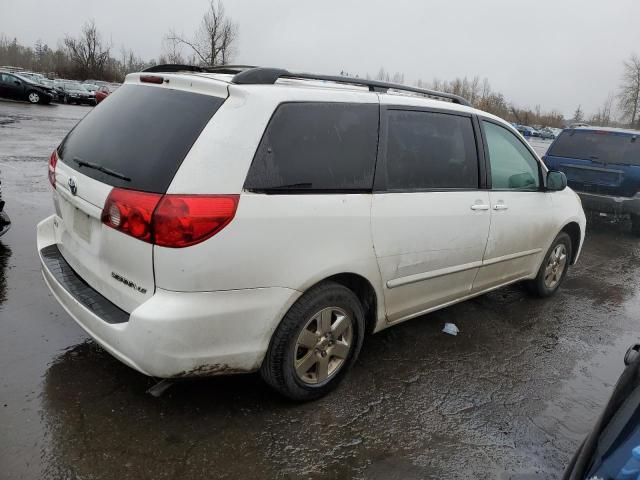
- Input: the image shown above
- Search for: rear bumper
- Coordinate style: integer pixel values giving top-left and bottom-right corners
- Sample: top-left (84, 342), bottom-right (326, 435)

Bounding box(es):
top-left (37, 214), bottom-right (300, 378)
top-left (577, 191), bottom-right (640, 216)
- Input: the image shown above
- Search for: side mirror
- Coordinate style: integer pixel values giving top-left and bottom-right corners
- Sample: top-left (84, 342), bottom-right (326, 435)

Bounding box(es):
top-left (14, 80), bottom-right (20, 86)
top-left (546, 170), bottom-right (567, 191)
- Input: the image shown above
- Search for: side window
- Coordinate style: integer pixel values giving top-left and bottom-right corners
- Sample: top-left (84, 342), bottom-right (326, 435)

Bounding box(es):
top-left (244, 102), bottom-right (379, 192)
top-left (382, 110), bottom-right (478, 190)
top-left (483, 121), bottom-right (540, 190)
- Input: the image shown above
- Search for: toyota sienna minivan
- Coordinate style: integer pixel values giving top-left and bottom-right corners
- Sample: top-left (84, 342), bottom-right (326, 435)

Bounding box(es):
top-left (37, 65), bottom-right (586, 400)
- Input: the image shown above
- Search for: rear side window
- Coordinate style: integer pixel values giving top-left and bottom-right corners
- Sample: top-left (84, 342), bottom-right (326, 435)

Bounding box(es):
top-left (244, 102), bottom-right (379, 192)
top-left (382, 110), bottom-right (479, 190)
top-left (548, 130), bottom-right (640, 166)
top-left (58, 84), bottom-right (225, 193)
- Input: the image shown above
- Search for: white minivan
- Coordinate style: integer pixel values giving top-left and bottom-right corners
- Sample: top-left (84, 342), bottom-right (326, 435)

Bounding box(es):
top-left (37, 66), bottom-right (586, 400)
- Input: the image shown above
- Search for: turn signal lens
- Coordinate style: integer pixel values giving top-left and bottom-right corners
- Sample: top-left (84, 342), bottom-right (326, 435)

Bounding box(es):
top-left (101, 188), bottom-right (161, 243)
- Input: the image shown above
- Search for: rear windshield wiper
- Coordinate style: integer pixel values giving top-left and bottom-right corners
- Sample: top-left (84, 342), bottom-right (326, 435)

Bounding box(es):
top-left (73, 158), bottom-right (131, 182)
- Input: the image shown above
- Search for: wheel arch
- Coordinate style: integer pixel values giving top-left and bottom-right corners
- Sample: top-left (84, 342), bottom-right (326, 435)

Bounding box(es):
top-left (560, 221), bottom-right (581, 264)
top-left (312, 273), bottom-right (380, 336)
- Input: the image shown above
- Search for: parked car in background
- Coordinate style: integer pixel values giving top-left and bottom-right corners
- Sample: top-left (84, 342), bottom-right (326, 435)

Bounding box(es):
top-left (544, 127), bottom-right (640, 235)
top-left (539, 127), bottom-right (557, 140)
top-left (59, 82), bottom-right (96, 105)
top-left (563, 343), bottom-right (640, 479)
top-left (516, 125), bottom-right (539, 137)
top-left (0, 174), bottom-right (10, 237)
top-left (38, 66), bottom-right (585, 400)
top-left (95, 83), bottom-right (119, 104)
top-left (0, 71), bottom-right (55, 104)
top-left (82, 83), bottom-right (100, 94)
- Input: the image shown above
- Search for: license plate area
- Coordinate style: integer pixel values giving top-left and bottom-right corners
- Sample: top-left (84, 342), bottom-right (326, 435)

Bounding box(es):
top-left (73, 207), bottom-right (92, 243)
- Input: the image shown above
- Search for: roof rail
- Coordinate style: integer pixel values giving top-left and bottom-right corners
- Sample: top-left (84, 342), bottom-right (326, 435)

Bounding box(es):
top-left (142, 64), bottom-right (257, 74)
top-left (140, 64), bottom-right (472, 107)
top-left (232, 67), bottom-right (472, 107)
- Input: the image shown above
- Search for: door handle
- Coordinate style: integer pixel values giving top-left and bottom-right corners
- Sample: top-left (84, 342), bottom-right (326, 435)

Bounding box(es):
top-left (470, 204), bottom-right (490, 211)
top-left (493, 204), bottom-right (508, 210)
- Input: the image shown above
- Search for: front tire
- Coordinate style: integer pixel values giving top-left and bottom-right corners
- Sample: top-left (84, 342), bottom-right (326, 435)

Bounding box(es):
top-left (261, 282), bottom-right (365, 401)
top-left (27, 91), bottom-right (40, 104)
top-left (527, 232), bottom-right (572, 298)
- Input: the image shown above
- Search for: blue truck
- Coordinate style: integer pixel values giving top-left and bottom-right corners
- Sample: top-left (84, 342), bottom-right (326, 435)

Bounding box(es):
top-left (543, 127), bottom-right (640, 235)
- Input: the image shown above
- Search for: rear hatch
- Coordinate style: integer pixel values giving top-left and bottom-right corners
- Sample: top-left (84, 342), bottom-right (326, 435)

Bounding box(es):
top-left (52, 80), bottom-right (226, 312)
top-left (544, 129), bottom-right (640, 197)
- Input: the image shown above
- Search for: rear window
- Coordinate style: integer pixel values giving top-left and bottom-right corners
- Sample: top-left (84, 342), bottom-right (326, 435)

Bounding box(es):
top-left (548, 130), bottom-right (640, 166)
top-left (382, 110), bottom-right (479, 190)
top-left (244, 102), bottom-right (379, 192)
top-left (58, 84), bottom-right (225, 193)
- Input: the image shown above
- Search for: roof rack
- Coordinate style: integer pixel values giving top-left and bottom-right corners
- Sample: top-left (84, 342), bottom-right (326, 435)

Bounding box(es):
top-left (233, 68), bottom-right (472, 106)
top-left (142, 64), bottom-right (257, 74)
top-left (140, 64), bottom-right (471, 107)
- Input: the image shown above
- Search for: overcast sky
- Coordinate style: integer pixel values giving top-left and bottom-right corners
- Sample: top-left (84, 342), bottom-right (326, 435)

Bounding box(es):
top-left (2, 0), bottom-right (639, 117)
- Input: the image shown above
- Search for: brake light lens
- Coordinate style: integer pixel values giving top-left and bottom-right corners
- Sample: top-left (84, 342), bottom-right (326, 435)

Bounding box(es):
top-left (140, 75), bottom-right (165, 84)
top-left (154, 195), bottom-right (239, 248)
top-left (48, 150), bottom-right (58, 188)
top-left (101, 188), bottom-right (239, 248)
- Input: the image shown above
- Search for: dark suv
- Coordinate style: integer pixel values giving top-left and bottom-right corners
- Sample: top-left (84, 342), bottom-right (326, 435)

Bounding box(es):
top-left (544, 127), bottom-right (640, 234)
top-left (0, 71), bottom-right (55, 104)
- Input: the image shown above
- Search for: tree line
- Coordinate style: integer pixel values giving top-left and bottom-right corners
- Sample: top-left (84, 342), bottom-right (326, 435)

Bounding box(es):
top-left (1, 0), bottom-right (639, 129)
top-left (0, 1), bottom-right (236, 82)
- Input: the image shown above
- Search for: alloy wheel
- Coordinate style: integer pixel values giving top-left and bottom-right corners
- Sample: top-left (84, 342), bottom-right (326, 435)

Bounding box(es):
top-left (544, 244), bottom-right (567, 289)
top-left (293, 307), bottom-right (354, 385)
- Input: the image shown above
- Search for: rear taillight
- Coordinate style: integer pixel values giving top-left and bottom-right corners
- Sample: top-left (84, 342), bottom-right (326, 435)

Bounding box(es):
top-left (101, 189), bottom-right (162, 243)
top-left (153, 195), bottom-right (239, 248)
top-left (48, 150), bottom-right (58, 188)
top-left (101, 188), bottom-right (239, 248)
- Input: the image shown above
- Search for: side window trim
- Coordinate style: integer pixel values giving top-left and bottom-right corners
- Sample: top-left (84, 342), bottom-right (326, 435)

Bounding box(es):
top-left (479, 117), bottom-right (545, 191)
top-left (374, 105), bottom-right (482, 193)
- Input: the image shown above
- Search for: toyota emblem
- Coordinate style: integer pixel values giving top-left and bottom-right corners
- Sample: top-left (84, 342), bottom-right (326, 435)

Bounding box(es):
top-left (68, 177), bottom-right (78, 196)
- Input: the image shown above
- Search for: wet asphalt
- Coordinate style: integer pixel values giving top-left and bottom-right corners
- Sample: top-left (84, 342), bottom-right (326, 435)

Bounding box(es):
top-left (0, 100), bottom-right (638, 479)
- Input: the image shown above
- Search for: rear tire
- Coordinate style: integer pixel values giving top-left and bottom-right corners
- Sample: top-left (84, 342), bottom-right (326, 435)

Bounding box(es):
top-left (260, 282), bottom-right (365, 401)
top-left (526, 232), bottom-right (572, 298)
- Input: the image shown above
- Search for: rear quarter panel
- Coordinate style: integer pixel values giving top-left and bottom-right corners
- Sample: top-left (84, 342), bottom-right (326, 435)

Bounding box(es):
top-left (155, 84), bottom-right (387, 326)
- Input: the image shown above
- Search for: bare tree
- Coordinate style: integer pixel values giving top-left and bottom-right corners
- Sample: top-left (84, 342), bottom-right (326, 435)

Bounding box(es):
top-left (376, 67), bottom-right (390, 82)
top-left (63, 19), bottom-right (110, 78)
top-left (618, 54), bottom-right (640, 128)
top-left (166, 0), bottom-right (237, 66)
top-left (161, 37), bottom-right (185, 64)
top-left (573, 105), bottom-right (584, 123)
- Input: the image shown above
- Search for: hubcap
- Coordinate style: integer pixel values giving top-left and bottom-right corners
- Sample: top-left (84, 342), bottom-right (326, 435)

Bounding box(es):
top-left (29, 93), bottom-right (39, 103)
top-left (544, 244), bottom-right (567, 289)
top-left (293, 307), bottom-right (353, 385)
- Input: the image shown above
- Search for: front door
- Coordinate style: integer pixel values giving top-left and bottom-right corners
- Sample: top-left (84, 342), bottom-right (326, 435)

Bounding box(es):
top-left (473, 120), bottom-right (555, 291)
top-left (2, 74), bottom-right (23, 99)
top-left (371, 106), bottom-right (491, 323)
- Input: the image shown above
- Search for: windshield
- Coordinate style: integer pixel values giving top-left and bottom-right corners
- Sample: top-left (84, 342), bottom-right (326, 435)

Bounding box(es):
top-left (57, 84), bottom-right (226, 193)
top-left (548, 130), bottom-right (640, 166)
